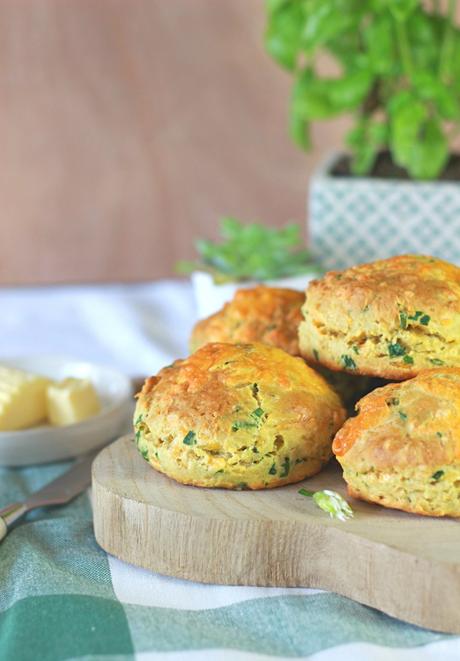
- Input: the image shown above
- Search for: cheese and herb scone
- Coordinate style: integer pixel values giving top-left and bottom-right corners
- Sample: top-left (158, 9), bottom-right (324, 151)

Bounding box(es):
top-left (0, 366), bottom-right (50, 431)
top-left (134, 342), bottom-right (346, 489)
top-left (189, 285), bottom-right (379, 413)
top-left (190, 286), bottom-right (305, 356)
top-left (333, 369), bottom-right (460, 517)
top-left (299, 255), bottom-right (460, 380)
top-left (47, 378), bottom-right (101, 426)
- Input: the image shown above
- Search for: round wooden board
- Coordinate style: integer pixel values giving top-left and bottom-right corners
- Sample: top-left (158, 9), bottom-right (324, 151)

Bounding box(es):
top-left (92, 436), bottom-right (460, 634)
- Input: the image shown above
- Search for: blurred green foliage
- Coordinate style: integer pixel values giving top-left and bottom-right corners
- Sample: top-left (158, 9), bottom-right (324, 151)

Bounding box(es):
top-left (176, 217), bottom-right (319, 282)
top-left (265, 0), bottom-right (460, 179)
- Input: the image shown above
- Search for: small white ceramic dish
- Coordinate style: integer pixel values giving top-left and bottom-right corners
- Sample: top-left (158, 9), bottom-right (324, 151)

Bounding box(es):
top-left (0, 356), bottom-right (133, 466)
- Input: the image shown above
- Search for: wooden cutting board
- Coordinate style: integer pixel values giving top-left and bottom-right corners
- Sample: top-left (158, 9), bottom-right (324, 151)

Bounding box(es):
top-left (92, 435), bottom-right (460, 634)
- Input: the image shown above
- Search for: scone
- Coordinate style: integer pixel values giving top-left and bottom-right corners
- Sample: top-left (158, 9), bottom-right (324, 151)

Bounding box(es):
top-left (190, 285), bottom-right (373, 411)
top-left (299, 255), bottom-right (460, 380)
top-left (134, 342), bottom-right (346, 489)
top-left (190, 286), bottom-right (304, 356)
top-left (333, 369), bottom-right (460, 517)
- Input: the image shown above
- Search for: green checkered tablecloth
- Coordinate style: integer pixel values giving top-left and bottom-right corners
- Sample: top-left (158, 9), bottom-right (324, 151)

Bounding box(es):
top-left (1, 281), bottom-right (459, 661)
top-left (0, 459), bottom-right (458, 661)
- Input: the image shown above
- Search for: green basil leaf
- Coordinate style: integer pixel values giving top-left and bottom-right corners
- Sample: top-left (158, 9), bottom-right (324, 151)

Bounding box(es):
top-left (363, 14), bottom-right (396, 75)
top-left (327, 70), bottom-right (373, 111)
top-left (292, 70), bottom-right (336, 119)
top-left (404, 118), bottom-right (448, 180)
top-left (289, 110), bottom-right (311, 150)
top-left (389, 96), bottom-right (427, 170)
top-left (265, 2), bottom-right (305, 70)
top-left (387, 0), bottom-right (419, 22)
top-left (412, 72), bottom-right (460, 120)
top-left (302, 0), bottom-right (364, 51)
top-left (347, 118), bottom-right (388, 175)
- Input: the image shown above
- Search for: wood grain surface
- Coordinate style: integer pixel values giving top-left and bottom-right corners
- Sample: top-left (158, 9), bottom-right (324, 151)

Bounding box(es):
top-left (93, 435), bottom-right (460, 634)
top-left (0, 0), bottom-right (349, 285)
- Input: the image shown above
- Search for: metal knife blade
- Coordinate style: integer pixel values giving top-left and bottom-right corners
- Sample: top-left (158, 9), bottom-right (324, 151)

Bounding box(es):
top-left (24, 449), bottom-right (98, 511)
top-left (0, 449), bottom-right (99, 542)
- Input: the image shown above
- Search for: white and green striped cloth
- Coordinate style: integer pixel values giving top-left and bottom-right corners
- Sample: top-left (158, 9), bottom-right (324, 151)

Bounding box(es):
top-left (0, 281), bottom-right (458, 660)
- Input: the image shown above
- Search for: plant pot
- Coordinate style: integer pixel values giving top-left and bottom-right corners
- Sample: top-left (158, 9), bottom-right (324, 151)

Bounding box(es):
top-left (191, 271), bottom-right (316, 319)
top-left (309, 153), bottom-right (460, 271)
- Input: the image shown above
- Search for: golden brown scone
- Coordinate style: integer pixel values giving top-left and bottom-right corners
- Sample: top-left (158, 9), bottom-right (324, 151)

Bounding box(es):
top-left (299, 255), bottom-right (460, 380)
top-left (134, 342), bottom-right (346, 489)
top-left (333, 368), bottom-right (460, 517)
top-left (190, 286), bottom-right (304, 356)
top-left (190, 285), bottom-right (377, 410)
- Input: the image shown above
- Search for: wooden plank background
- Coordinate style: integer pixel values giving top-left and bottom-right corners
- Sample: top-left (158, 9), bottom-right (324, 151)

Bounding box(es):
top-left (0, 0), bottom-right (349, 285)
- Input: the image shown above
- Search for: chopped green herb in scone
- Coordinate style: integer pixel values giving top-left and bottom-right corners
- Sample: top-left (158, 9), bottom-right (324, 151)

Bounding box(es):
top-left (183, 430), bottom-right (197, 445)
top-left (388, 342), bottom-right (406, 358)
top-left (403, 355), bottom-right (414, 365)
top-left (232, 420), bottom-right (258, 432)
top-left (431, 470), bottom-right (444, 482)
top-left (280, 457), bottom-right (290, 478)
top-left (341, 354), bottom-right (356, 370)
top-left (232, 407), bottom-right (266, 432)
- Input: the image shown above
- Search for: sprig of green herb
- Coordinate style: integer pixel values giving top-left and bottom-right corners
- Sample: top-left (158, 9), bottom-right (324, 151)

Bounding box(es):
top-left (176, 217), bottom-right (320, 283)
top-left (298, 488), bottom-right (354, 522)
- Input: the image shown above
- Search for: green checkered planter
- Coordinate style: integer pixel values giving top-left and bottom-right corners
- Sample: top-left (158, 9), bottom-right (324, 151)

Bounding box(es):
top-left (309, 154), bottom-right (460, 271)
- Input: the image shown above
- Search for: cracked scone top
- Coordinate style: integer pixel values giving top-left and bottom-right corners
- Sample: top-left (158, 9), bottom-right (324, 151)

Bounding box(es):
top-left (333, 369), bottom-right (460, 517)
top-left (133, 342), bottom-right (346, 489)
top-left (299, 255), bottom-right (460, 380)
top-left (190, 286), bottom-right (304, 356)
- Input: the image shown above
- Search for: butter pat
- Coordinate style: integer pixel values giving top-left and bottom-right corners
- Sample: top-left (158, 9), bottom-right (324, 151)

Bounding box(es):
top-left (0, 366), bottom-right (50, 431)
top-left (47, 378), bottom-right (101, 426)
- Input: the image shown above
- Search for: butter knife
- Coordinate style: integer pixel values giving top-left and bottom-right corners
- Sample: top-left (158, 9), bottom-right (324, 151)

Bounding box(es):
top-left (0, 449), bottom-right (97, 542)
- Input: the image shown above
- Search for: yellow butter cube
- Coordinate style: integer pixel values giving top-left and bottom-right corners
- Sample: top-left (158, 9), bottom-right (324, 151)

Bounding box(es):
top-left (0, 366), bottom-right (50, 431)
top-left (47, 378), bottom-right (101, 427)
